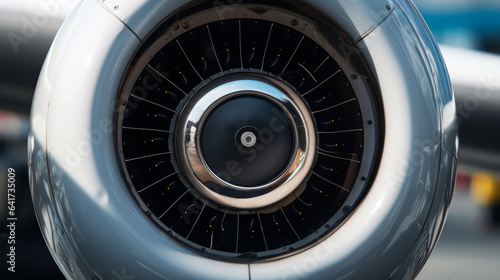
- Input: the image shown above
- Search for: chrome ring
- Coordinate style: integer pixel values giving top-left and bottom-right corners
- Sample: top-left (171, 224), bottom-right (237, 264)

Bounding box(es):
top-left (174, 73), bottom-right (317, 210)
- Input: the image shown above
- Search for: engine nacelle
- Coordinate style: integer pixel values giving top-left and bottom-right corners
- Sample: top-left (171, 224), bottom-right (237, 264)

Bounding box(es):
top-left (28, 0), bottom-right (458, 279)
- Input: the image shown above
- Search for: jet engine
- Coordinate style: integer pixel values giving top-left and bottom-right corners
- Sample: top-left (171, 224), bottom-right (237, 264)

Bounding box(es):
top-left (28, 0), bottom-right (458, 279)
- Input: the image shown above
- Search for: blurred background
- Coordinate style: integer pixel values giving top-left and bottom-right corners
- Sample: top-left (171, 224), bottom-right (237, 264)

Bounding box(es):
top-left (415, 0), bottom-right (500, 279)
top-left (0, 0), bottom-right (499, 279)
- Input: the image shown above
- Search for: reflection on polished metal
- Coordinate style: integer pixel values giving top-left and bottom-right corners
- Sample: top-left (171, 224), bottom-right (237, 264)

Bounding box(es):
top-left (174, 72), bottom-right (317, 210)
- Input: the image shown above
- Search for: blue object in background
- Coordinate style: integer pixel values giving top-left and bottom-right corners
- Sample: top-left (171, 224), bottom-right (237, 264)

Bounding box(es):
top-left (415, 1), bottom-right (500, 53)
